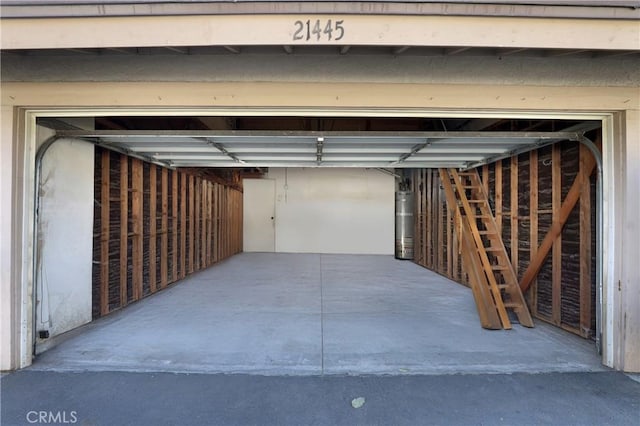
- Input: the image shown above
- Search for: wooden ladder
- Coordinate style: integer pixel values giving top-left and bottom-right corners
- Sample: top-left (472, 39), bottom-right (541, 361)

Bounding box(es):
top-left (439, 168), bottom-right (534, 330)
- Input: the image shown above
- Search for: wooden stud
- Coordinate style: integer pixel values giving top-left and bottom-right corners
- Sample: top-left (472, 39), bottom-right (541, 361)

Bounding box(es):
top-left (421, 170), bottom-right (427, 266)
top-left (131, 158), bottom-right (143, 301)
top-left (218, 184), bottom-right (223, 261)
top-left (219, 184), bottom-right (223, 260)
top-left (225, 186), bottom-right (229, 258)
top-left (224, 186), bottom-right (231, 257)
top-left (213, 185), bottom-right (217, 258)
top-left (194, 177), bottom-right (201, 271)
top-left (551, 144), bottom-right (562, 325)
top-left (203, 182), bottom-right (208, 266)
top-left (171, 170), bottom-right (179, 282)
top-left (149, 164), bottom-right (157, 293)
top-left (99, 150), bottom-right (110, 316)
top-left (180, 172), bottom-right (187, 278)
top-left (482, 164), bottom-right (489, 194)
top-left (437, 182), bottom-right (444, 271)
top-left (415, 171), bottom-right (421, 265)
top-left (579, 144), bottom-right (592, 337)
top-left (495, 160), bottom-right (503, 233)
top-left (160, 168), bottom-right (168, 288)
top-left (119, 155), bottom-right (129, 307)
top-left (211, 183), bottom-right (217, 263)
top-left (201, 180), bottom-right (207, 268)
top-left (529, 150), bottom-right (539, 314)
top-left (238, 190), bottom-right (242, 253)
top-left (208, 182), bottom-right (214, 264)
top-left (189, 175), bottom-right (195, 273)
top-left (510, 155), bottom-right (519, 274)
top-left (446, 191), bottom-right (452, 278)
top-left (414, 171), bottom-right (419, 265)
top-left (452, 212), bottom-right (459, 281)
top-left (425, 169), bottom-right (433, 268)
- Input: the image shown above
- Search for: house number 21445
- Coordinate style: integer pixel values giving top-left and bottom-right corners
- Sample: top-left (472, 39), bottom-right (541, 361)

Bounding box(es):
top-left (292, 19), bottom-right (345, 42)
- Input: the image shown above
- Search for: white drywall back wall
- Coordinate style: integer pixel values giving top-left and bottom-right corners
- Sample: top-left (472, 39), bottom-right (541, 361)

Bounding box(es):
top-left (266, 168), bottom-right (394, 255)
top-left (37, 138), bottom-right (94, 340)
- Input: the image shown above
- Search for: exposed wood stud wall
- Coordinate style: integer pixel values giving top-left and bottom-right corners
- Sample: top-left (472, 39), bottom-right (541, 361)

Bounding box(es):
top-left (412, 169), bottom-right (464, 284)
top-left (412, 139), bottom-right (598, 338)
top-left (99, 150), bottom-right (110, 316)
top-left (92, 147), bottom-right (243, 319)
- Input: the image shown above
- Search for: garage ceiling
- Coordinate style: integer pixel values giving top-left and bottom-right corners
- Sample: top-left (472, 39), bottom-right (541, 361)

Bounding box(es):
top-left (57, 129), bottom-right (583, 169)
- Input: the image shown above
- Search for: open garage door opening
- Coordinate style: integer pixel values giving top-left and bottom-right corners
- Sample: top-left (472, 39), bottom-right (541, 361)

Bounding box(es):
top-left (30, 114), bottom-right (604, 375)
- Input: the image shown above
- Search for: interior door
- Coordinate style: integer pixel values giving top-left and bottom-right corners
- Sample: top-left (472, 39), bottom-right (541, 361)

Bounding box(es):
top-left (243, 179), bottom-right (276, 252)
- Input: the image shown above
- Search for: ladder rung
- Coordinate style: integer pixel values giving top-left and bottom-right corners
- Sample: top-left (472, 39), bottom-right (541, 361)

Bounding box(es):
top-left (503, 303), bottom-right (522, 309)
top-left (478, 230), bottom-right (496, 235)
top-left (486, 246), bottom-right (503, 251)
top-left (456, 172), bottom-right (476, 176)
top-left (469, 200), bottom-right (486, 203)
top-left (497, 284), bottom-right (508, 290)
top-left (461, 185), bottom-right (479, 189)
top-left (491, 265), bottom-right (510, 270)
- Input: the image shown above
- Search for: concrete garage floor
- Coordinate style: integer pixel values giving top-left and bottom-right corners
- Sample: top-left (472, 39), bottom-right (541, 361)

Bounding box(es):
top-left (32, 253), bottom-right (605, 375)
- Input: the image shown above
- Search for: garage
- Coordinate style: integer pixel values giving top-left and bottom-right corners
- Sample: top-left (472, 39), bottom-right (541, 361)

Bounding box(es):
top-left (21, 113), bottom-right (603, 375)
top-left (1, 0), bottom-right (638, 376)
